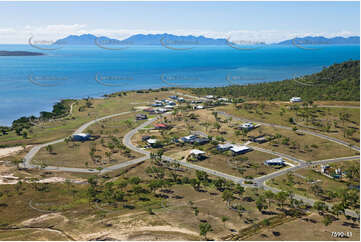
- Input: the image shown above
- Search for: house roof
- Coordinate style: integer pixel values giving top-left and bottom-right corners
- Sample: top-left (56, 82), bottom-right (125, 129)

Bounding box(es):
top-left (218, 143), bottom-right (234, 149)
top-left (265, 157), bottom-right (284, 164)
top-left (154, 123), bottom-right (168, 128)
top-left (72, 133), bottom-right (90, 137)
top-left (189, 149), bottom-right (206, 155)
top-left (147, 139), bottom-right (157, 144)
top-left (230, 145), bottom-right (251, 153)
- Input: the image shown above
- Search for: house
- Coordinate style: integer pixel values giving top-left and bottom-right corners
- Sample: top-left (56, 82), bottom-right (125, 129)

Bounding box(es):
top-left (193, 137), bottom-right (210, 145)
top-left (194, 105), bottom-right (204, 109)
top-left (230, 145), bottom-right (252, 155)
top-left (189, 149), bottom-right (206, 160)
top-left (155, 108), bottom-right (168, 113)
top-left (290, 97), bottom-right (302, 103)
top-left (136, 114), bottom-right (148, 120)
top-left (164, 105), bottom-right (174, 110)
top-left (264, 157), bottom-right (285, 166)
top-left (169, 95), bottom-right (178, 100)
top-left (180, 134), bottom-right (198, 143)
top-left (321, 165), bottom-right (330, 173)
top-left (178, 97), bottom-right (185, 102)
top-left (154, 123), bottom-right (170, 129)
top-left (191, 100), bottom-right (203, 104)
top-left (217, 143), bottom-right (234, 151)
top-left (250, 136), bottom-right (269, 144)
top-left (72, 133), bottom-right (91, 141)
top-left (205, 95), bottom-right (215, 99)
top-left (146, 138), bottom-right (161, 148)
top-left (239, 122), bottom-right (255, 131)
top-left (218, 97), bottom-right (229, 102)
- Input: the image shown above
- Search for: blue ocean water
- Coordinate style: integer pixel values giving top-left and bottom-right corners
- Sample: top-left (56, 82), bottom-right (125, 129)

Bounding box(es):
top-left (0, 44), bottom-right (359, 126)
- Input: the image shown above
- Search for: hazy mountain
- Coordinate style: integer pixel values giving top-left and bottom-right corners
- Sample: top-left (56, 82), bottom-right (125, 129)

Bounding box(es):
top-left (277, 36), bottom-right (360, 45)
top-left (55, 33), bottom-right (228, 45)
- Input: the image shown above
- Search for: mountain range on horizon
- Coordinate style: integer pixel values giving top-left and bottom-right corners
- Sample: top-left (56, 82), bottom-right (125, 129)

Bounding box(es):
top-left (54, 33), bottom-right (360, 45)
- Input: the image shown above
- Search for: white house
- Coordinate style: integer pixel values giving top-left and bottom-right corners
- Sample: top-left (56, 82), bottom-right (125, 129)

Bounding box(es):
top-left (189, 149), bottom-right (206, 159)
top-left (230, 145), bottom-right (252, 155)
top-left (290, 97), bottom-right (302, 103)
top-left (205, 95), bottom-right (215, 99)
top-left (194, 105), bottom-right (204, 109)
top-left (217, 143), bottom-right (234, 151)
top-left (72, 133), bottom-right (91, 141)
top-left (239, 122), bottom-right (255, 130)
top-left (264, 157), bottom-right (285, 166)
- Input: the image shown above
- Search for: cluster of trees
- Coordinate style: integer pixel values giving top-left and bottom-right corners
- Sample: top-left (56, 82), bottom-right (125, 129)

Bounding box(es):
top-left (2, 100), bottom-right (72, 137)
top-left (189, 60), bottom-right (360, 101)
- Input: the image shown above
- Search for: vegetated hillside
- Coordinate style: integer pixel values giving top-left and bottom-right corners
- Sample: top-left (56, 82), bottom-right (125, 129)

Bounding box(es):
top-left (190, 60), bottom-right (360, 101)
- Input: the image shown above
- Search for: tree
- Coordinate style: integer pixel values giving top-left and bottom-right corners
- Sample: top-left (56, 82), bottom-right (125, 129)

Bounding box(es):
top-left (264, 190), bottom-right (275, 207)
top-left (256, 196), bottom-right (267, 212)
top-left (313, 201), bottom-right (328, 214)
top-left (199, 222), bottom-right (212, 239)
top-left (46, 145), bottom-right (53, 154)
top-left (222, 190), bottom-right (234, 207)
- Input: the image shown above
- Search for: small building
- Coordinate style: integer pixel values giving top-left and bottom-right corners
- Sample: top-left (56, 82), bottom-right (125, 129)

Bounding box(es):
top-left (264, 157), bottom-right (285, 166)
top-left (194, 105), bottom-right (204, 110)
top-left (164, 105), bottom-right (174, 110)
top-left (239, 122), bottom-right (255, 131)
top-left (154, 123), bottom-right (170, 129)
top-left (217, 143), bottom-right (234, 151)
top-left (205, 95), bottom-right (215, 99)
top-left (178, 97), bottom-right (185, 102)
top-left (155, 108), bottom-right (168, 113)
top-left (180, 134), bottom-right (198, 143)
top-left (189, 149), bottom-right (206, 160)
top-left (290, 97), bottom-right (302, 103)
top-left (321, 165), bottom-right (330, 173)
top-left (169, 95), bottom-right (178, 100)
top-left (251, 136), bottom-right (268, 144)
top-left (72, 133), bottom-right (91, 141)
top-left (193, 137), bottom-right (209, 145)
top-left (230, 145), bottom-right (252, 155)
top-left (146, 138), bottom-right (161, 148)
top-left (136, 114), bottom-right (148, 120)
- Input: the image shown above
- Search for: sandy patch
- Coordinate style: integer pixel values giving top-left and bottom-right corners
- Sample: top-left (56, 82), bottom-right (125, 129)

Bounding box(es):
top-left (0, 145), bottom-right (32, 158)
top-left (134, 106), bottom-right (150, 110)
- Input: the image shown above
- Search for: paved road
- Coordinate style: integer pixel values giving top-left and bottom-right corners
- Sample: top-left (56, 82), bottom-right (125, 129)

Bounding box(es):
top-left (217, 111), bottom-right (360, 152)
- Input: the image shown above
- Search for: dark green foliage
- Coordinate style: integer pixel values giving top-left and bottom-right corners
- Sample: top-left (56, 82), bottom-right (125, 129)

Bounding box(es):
top-left (189, 60), bottom-right (360, 101)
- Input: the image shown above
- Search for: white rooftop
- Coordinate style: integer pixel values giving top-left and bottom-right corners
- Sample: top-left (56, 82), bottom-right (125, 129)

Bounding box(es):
top-left (218, 143), bottom-right (234, 149)
top-left (190, 149), bottom-right (206, 155)
top-left (72, 133), bottom-right (90, 137)
top-left (265, 157), bottom-right (284, 164)
top-left (147, 139), bottom-right (157, 144)
top-left (230, 145), bottom-right (251, 153)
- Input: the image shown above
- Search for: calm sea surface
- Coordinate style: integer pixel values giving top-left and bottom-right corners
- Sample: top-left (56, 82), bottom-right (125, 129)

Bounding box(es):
top-left (0, 44), bottom-right (359, 126)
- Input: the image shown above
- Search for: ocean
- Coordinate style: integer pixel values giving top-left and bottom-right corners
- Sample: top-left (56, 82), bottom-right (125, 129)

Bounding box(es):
top-left (0, 44), bottom-right (359, 126)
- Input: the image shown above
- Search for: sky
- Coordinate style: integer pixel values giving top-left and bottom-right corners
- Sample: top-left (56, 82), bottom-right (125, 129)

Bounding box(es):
top-left (0, 1), bottom-right (359, 44)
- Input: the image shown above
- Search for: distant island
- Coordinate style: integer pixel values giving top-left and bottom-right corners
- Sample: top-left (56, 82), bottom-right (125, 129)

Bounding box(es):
top-left (55, 33), bottom-right (228, 45)
top-left (55, 33), bottom-right (360, 46)
top-left (277, 36), bottom-right (360, 45)
top-left (0, 51), bottom-right (44, 56)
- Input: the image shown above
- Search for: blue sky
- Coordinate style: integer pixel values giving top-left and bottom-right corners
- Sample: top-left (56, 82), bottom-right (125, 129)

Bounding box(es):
top-left (0, 1), bottom-right (359, 43)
